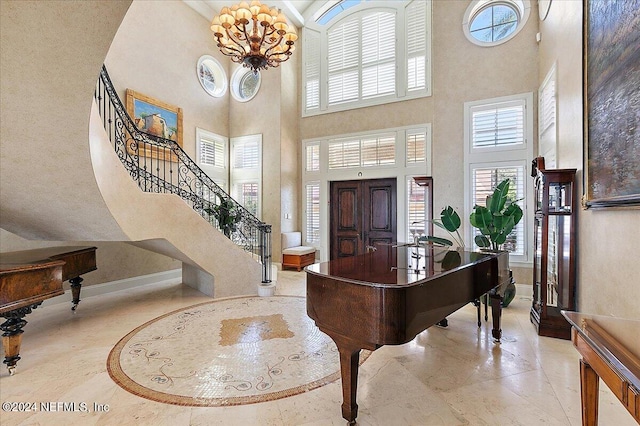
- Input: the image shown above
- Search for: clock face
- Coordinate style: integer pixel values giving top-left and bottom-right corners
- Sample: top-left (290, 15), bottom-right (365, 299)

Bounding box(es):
top-left (539, 0), bottom-right (552, 20)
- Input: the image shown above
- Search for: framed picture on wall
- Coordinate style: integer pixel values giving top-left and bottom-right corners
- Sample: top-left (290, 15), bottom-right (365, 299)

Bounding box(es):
top-left (583, 0), bottom-right (640, 209)
top-left (125, 89), bottom-right (183, 161)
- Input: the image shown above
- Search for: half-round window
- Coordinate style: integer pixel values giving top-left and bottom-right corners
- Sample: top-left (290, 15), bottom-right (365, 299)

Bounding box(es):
top-left (231, 67), bottom-right (261, 102)
top-left (463, 0), bottom-right (531, 47)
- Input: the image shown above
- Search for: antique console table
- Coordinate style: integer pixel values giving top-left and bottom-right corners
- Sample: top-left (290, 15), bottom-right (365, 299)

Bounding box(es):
top-left (0, 246), bottom-right (97, 374)
top-left (562, 311), bottom-right (640, 425)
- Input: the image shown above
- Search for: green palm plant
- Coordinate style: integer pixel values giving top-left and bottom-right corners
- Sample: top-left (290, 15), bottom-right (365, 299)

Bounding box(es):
top-left (420, 206), bottom-right (465, 248)
top-left (469, 179), bottom-right (523, 251)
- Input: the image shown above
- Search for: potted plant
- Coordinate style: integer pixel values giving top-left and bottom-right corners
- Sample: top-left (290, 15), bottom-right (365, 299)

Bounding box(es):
top-left (421, 178), bottom-right (522, 307)
top-left (204, 198), bottom-right (242, 238)
top-left (469, 178), bottom-right (522, 306)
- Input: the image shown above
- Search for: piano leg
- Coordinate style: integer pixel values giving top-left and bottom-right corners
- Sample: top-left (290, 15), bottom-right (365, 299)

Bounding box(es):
top-left (70, 276), bottom-right (83, 311)
top-left (490, 292), bottom-right (503, 342)
top-left (0, 303), bottom-right (41, 375)
top-left (325, 333), bottom-right (364, 424)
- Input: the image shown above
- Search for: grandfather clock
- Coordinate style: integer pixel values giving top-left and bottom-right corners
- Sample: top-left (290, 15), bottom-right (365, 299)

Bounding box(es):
top-left (530, 157), bottom-right (577, 339)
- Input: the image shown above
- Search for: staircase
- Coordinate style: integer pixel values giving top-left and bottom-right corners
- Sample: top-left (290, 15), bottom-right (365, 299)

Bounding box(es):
top-left (95, 66), bottom-right (272, 284)
top-left (1, 0), bottom-right (271, 299)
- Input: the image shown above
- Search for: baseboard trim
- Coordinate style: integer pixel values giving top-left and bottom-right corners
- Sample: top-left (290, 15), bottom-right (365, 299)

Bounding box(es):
top-left (42, 269), bottom-right (182, 307)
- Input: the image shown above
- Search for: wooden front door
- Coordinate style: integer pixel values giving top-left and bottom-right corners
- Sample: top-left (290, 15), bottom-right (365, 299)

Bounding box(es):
top-left (330, 178), bottom-right (397, 260)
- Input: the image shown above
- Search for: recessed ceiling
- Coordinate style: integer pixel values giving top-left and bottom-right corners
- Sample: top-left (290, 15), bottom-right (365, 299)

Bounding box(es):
top-left (183, 0), bottom-right (317, 27)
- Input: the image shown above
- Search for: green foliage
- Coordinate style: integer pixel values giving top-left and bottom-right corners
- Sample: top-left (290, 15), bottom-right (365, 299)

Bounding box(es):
top-left (419, 206), bottom-right (464, 248)
top-left (204, 198), bottom-right (242, 237)
top-left (469, 179), bottom-right (523, 251)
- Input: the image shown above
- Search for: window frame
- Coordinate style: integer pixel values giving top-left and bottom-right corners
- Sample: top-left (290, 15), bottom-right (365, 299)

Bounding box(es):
top-left (196, 127), bottom-right (228, 192)
top-left (463, 93), bottom-right (534, 265)
top-left (462, 0), bottom-right (531, 47)
top-left (302, 0), bottom-right (432, 117)
top-left (230, 134), bottom-right (263, 219)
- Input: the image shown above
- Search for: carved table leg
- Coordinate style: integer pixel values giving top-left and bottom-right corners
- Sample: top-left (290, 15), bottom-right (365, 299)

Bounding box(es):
top-left (69, 276), bottom-right (83, 311)
top-left (0, 303), bottom-right (41, 375)
top-left (580, 359), bottom-right (599, 426)
top-left (490, 291), bottom-right (503, 342)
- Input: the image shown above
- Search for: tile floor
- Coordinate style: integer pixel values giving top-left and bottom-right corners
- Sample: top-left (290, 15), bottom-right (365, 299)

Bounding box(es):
top-left (0, 270), bottom-right (636, 426)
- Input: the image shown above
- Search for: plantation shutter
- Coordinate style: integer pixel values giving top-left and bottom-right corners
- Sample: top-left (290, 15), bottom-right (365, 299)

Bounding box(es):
top-left (361, 11), bottom-right (396, 98)
top-left (304, 29), bottom-right (321, 111)
top-left (328, 17), bottom-right (360, 104)
top-left (406, 130), bottom-right (426, 164)
top-left (471, 100), bottom-right (525, 149)
top-left (361, 134), bottom-right (395, 166)
top-left (305, 182), bottom-right (320, 244)
top-left (199, 138), bottom-right (224, 168)
top-left (233, 140), bottom-right (259, 169)
top-left (328, 139), bottom-right (360, 169)
top-left (406, 0), bottom-right (427, 91)
top-left (471, 166), bottom-right (525, 255)
top-left (538, 67), bottom-right (557, 167)
top-left (230, 135), bottom-right (262, 219)
top-left (306, 144), bottom-right (320, 172)
top-left (407, 178), bottom-right (428, 241)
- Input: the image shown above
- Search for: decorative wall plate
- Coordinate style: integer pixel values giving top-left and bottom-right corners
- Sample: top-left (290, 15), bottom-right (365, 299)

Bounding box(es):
top-left (197, 55), bottom-right (227, 97)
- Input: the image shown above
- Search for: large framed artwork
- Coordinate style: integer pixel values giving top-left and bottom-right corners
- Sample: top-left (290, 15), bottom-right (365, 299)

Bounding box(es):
top-left (125, 89), bottom-right (183, 161)
top-left (583, 0), bottom-right (640, 209)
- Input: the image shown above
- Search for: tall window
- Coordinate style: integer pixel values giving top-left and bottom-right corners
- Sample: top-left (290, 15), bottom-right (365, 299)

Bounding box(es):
top-left (303, 0), bottom-right (431, 116)
top-left (305, 182), bottom-right (320, 244)
top-left (230, 135), bottom-right (262, 218)
top-left (538, 64), bottom-right (557, 167)
top-left (464, 93), bottom-right (533, 263)
top-left (407, 177), bottom-right (432, 242)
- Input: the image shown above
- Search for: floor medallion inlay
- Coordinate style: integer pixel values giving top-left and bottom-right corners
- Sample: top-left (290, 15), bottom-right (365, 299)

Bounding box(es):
top-left (107, 295), bottom-right (369, 406)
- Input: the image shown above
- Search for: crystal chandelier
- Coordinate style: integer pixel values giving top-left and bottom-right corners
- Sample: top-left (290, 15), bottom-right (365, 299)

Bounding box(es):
top-left (210, 0), bottom-right (298, 73)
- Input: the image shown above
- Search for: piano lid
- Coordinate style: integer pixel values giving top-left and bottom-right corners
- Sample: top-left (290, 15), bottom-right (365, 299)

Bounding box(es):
top-left (306, 244), bottom-right (502, 288)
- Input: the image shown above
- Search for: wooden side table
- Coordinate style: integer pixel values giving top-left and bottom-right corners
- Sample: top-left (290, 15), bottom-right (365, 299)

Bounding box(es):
top-left (562, 311), bottom-right (640, 425)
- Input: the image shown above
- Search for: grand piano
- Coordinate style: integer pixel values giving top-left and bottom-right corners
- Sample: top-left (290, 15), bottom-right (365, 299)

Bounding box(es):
top-left (0, 246), bottom-right (97, 374)
top-left (306, 244), bottom-right (509, 424)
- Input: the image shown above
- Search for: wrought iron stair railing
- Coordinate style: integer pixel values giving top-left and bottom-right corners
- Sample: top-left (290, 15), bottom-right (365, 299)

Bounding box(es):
top-left (94, 65), bottom-right (271, 283)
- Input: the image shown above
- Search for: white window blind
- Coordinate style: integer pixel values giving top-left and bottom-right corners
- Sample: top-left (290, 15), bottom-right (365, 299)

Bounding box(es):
top-left (471, 100), bottom-right (525, 149)
top-left (362, 134), bottom-right (395, 166)
top-left (233, 140), bottom-right (260, 169)
top-left (471, 166), bottom-right (525, 255)
top-left (361, 11), bottom-right (396, 99)
top-left (328, 134), bottom-right (396, 169)
top-left (406, 130), bottom-right (426, 164)
top-left (538, 65), bottom-right (557, 167)
top-left (305, 182), bottom-right (320, 244)
top-left (328, 139), bottom-right (360, 169)
top-left (407, 177), bottom-right (428, 242)
top-left (304, 29), bottom-right (321, 110)
top-left (196, 128), bottom-right (228, 192)
top-left (230, 135), bottom-right (262, 218)
top-left (306, 144), bottom-right (320, 172)
top-left (199, 138), bottom-right (225, 168)
top-left (406, 0), bottom-right (427, 91)
top-left (328, 16), bottom-right (360, 104)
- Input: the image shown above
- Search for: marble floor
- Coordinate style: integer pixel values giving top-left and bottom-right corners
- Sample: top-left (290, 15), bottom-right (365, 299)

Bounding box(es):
top-left (0, 270), bottom-right (636, 426)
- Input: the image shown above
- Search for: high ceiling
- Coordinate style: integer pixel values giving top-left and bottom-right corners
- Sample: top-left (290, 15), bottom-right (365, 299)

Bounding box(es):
top-left (184, 0), bottom-right (318, 27)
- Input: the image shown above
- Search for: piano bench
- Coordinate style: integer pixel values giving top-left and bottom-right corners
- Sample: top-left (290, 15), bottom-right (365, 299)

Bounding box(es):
top-left (281, 232), bottom-right (316, 272)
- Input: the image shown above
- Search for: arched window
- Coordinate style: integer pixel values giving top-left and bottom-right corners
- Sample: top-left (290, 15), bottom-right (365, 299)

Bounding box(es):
top-left (303, 0), bottom-right (431, 116)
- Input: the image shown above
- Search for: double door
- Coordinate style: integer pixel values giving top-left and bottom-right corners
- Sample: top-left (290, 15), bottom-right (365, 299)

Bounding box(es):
top-left (330, 178), bottom-right (397, 260)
